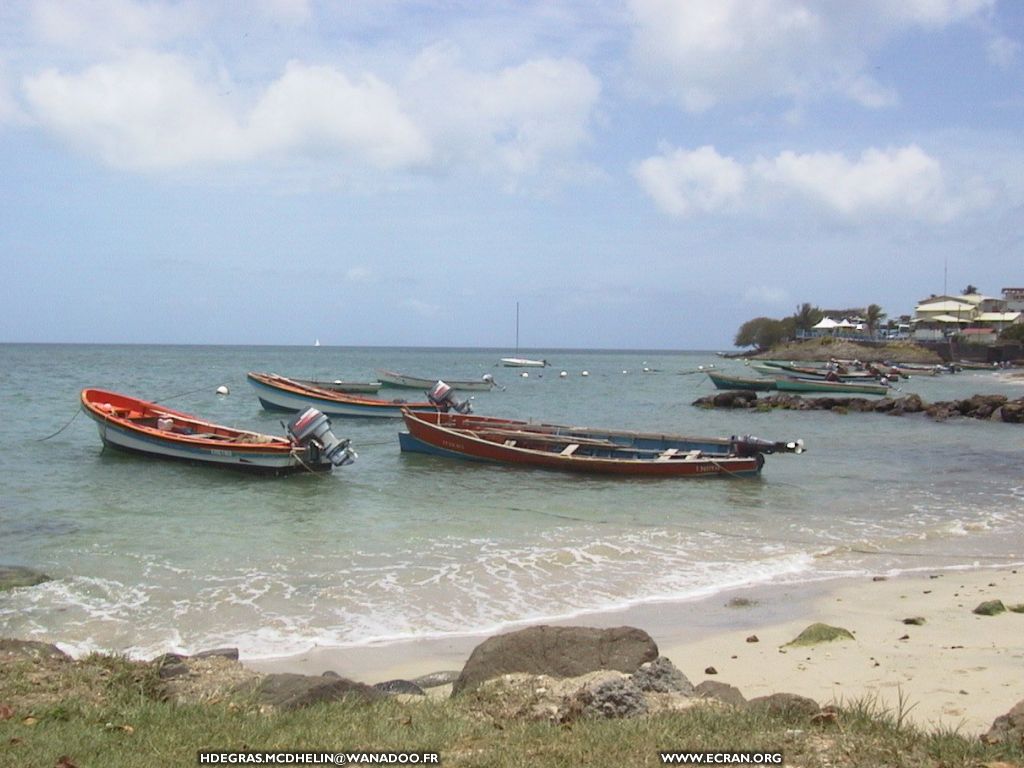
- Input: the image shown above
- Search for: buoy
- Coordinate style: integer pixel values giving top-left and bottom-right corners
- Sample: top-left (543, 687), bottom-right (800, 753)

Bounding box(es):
top-left (216, 385), bottom-right (229, 396)
top-left (581, 371), bottom-right (589, 377)
top-left (622, 370), bottom-right (628, 374)
top-left (559, 371), bottom-right (568, 378)
top-left (521, 372), bottom-right (529, 378)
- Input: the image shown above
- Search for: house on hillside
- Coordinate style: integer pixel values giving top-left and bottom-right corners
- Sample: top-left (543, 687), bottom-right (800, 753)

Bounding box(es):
top-left (912, 290), bottom-right (1021, 342)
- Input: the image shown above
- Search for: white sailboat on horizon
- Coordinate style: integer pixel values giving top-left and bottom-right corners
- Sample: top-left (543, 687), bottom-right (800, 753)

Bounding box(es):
top-left (500, 302), bottom-right (547, 367)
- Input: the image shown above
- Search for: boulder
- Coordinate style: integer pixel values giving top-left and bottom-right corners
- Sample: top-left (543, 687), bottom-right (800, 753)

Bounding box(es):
top-left (973, 600), bottom-right (1006, 616)
top-left (411, 670), bottom-right (461, 689)
top-left (631, 656), bottom-right (694, 695)
top-left (0, 566), bottom-right (51, 591)
top-left (452, 625), bottom-right (658, 695)
top-left (694, 680), bottom-right (747, 707)
top-left (249, 673), bottom-right (381, 711)
top-left (783, 623), bottom-right (854, 647)
top-left (373, 679), bottom-right (425, 696)
top-left (193, 647), bottom-right (239, 661)
top-left (0, 638), bottom-right (68, 661)
top-left (983, 699), bottom-right (1024, 746)
top-left (567, 676), bottom-right (648, 719)
top-left (748, 692), bottom-right (821, 718)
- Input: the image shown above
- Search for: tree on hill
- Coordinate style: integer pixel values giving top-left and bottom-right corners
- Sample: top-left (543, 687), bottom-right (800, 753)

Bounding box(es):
top-left (792, 303), bottom-right (824, 334)
top-left (734, 317), bottom-right (793, 350)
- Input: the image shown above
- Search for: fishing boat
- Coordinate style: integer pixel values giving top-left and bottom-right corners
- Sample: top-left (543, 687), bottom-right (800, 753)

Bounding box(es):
top-left (707, 372), bottom-right (777, 392)
top-left (753, 361), bottom-right (883, 380)
top-left (376, 369), bottom-right (495, 391)
top-left (291, 378), bottom-right (382, 394)
top-left (399, 410), bottom-right (803, 478)
top-left (773, 378), bottom-right (889, 396)
top-left (80, 388), bottom-right (355, 474)
top-left (500, 302), bottom-right (547, 367)
top-left (247, 372), bottom-right (470, 418)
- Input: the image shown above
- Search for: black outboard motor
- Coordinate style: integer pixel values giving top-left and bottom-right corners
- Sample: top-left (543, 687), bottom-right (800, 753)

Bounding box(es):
top-left (287, 408), bottom-right (356, 467)
top-left (731, 435), bottom-right (805, 456)
top-left (427, 381), bottom-right (472, 414)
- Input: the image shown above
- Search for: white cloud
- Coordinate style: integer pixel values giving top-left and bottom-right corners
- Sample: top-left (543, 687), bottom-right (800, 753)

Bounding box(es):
top-left (987, 35), bottom-right (1020, 68)
top-left (743, 286), bottom-right (790, 306)
top-left (632, 145), bottom-right (745, 216)
top-left (249, 61), bottom-right (430, 169)
top-left (405, 44), bottom-right (600, 178)
top-left (627, 0), bottom-right (994, 111)
top-left (637, 143), bottom-right (988, 222)
top-left (30, 0), bottom-right (202, 55)
top-left (755, 145), bottom-right (955, 219)
top-left (346, 266), bottom-right (372, 282)
top-left (22, 53), bottom-right (429, 172)
top-left (23, 52), bottom-right (243, 170)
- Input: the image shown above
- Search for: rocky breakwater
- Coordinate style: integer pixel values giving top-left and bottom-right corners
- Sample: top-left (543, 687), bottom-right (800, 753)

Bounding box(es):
top-left (694, 390), bottom-right (1024, 423)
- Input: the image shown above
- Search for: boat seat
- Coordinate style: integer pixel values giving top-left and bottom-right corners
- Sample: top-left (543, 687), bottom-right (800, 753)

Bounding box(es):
top-left (560, 443), bottom-right (580, 456)
top-left (682, 450), bottom-right (703, 460)
top-left (657, 448), bottom-right (680, 461)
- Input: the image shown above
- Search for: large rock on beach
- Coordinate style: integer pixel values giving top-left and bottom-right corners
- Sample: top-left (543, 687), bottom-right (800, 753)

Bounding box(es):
top-left (784, 623), bottom-right (855, 647)
top-left (0, 565), bottom-right (52, 591)
top-left (695, 680), bottom-right (747, 707)
top-left (631, 656), bottom-right (695, 695)
top-left (983, 699), bottom-right (1024, 746)
top-left (248, 672), bottom-right (382, 711)
top-left (747, 692), bottom-right (821, 718)
top-left (0, 638), bottom-right (68, 661)
top-left (452, 625), bottom-right (659, 695)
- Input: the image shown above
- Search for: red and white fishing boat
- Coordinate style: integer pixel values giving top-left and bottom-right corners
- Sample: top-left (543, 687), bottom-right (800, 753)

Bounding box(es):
top-left (399, 410), bottom-right (803, 478)
top-left (80, 388), bottom-right (355, 474)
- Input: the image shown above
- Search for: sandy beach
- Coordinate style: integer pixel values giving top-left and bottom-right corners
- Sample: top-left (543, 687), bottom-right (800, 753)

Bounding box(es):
top-left (247, 566), bottom-right (1024, 735)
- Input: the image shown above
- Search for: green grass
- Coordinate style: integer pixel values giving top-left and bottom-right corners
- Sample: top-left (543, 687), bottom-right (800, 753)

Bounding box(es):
top-left (2, 656), bottom-right (1023, 768)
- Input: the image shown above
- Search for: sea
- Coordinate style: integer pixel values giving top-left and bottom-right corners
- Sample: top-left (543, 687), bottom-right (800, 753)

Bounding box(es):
top-left (1, 343), bottom-right (1022, 661)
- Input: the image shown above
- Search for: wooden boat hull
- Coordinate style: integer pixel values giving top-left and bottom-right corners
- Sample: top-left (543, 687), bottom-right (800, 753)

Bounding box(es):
top-left (774, 378), bottom-right (889, 396)
top-left (708, 372), bottom-right (777, 391)
top-left (376, 369), bottom-right (494, 391)
top-left (248, 372), bottom-right (440, 418)
top-left (80, 389), bottom-right (340, 474)
top-left (399, 411), bottom-right (769, 478)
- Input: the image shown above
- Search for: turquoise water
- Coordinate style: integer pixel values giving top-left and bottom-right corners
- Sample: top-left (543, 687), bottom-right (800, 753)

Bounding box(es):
top-left (1, 343), bottom-right (1022, 659)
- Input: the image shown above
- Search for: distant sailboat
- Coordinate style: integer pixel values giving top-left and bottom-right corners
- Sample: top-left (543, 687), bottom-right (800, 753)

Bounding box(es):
top-left (500, 302), bottom-right (547, 367)
top-left (314, 338), bottom-right (321, 347)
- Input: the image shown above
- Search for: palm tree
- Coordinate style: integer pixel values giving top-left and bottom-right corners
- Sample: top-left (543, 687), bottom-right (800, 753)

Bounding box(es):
top-left (864, 304), bottom-right (887, 339)
top-left (792, 303), bottom-right (823, 335)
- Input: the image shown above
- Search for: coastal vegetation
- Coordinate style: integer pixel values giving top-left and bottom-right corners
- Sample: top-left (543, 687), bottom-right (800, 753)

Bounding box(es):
top-left (2, 649), bottom-right (1023, 768)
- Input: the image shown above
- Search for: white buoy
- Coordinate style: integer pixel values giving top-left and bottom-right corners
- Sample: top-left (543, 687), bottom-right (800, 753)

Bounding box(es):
top-left (521, 372), bottom-right (529, 378)
top-left (559, 371), bottom-right (568, 378)
top-left (622, 370), bottom-right (628, 374)
top-left (581, 371), bottom-right (589, 377)
top-left (216, 385), bottom-right (229, 395)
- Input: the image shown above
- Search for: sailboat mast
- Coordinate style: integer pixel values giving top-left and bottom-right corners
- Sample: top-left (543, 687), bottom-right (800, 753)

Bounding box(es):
top-left (515, 302), bottom-right (520, 354)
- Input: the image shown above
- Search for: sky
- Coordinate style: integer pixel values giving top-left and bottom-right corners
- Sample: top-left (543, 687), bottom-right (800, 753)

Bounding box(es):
top-left (1, 0), bottom-right (1022, 350)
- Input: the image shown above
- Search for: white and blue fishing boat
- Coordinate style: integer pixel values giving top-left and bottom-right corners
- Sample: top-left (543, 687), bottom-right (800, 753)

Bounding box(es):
top-left (247, 372), bottom-right (470, 418)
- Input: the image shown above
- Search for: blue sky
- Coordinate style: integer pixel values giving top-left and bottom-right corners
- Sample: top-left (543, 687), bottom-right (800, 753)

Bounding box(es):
top-left (1, 0), bottom-right (1021, 349)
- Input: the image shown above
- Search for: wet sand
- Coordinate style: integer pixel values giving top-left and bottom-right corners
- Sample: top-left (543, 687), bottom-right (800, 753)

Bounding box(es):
top-left (247, 566), bottom-right (1024, 735)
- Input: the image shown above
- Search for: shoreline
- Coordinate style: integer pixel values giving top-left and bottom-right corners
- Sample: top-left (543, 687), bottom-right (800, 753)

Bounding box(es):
top-left (244, 565), bottom-right (1024, 735)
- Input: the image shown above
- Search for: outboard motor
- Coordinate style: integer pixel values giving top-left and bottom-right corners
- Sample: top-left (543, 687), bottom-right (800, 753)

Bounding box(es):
top-left (731, 435), bottom-right (805, 456)
top-left (427, 380), bottom-right (472, 414)
top-left (287, 408), bottom-right (356, 466)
